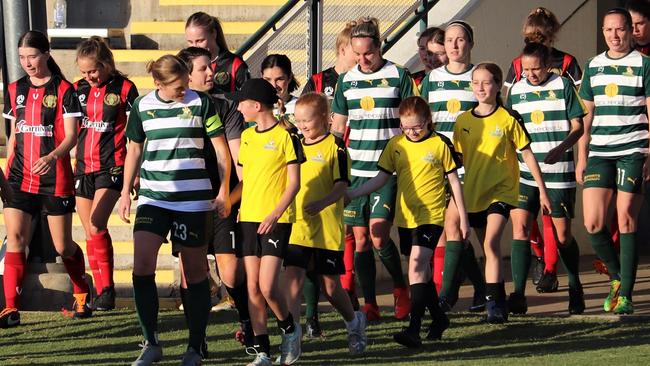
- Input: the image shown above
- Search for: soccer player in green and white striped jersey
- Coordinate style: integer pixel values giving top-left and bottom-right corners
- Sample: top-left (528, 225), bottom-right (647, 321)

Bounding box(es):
top-left (420, 20), bottom-right (486, 313)
top-left (331, 16), bottom-right (412, 321)
top-left (577, 8), bottom-right (650, 315)
top-left (506, 42), bottom-right (586, 316)
top-left (118, 55), bottom-right (232, 365)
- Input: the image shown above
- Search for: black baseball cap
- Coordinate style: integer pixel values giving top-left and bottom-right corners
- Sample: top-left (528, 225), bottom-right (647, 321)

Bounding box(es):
top-left (225, 78), bottom-right (279, 105)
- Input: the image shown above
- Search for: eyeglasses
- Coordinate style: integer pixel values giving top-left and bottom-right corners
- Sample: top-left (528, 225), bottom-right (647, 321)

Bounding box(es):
top-left (400, 122), bottom-right (427, 134)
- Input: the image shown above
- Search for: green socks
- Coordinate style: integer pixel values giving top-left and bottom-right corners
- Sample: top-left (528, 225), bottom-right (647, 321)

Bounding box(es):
top-left (355, 250), bottom-right (377, 304)
top-left (558, 238), bottom-right (581, 288)
top-left (462, 243), bottom-right (485, 294)
top-left (619, 233), bottom-right (638, 298)
top-left (440, 241), bottom-right (463, 298)
top-left (186, 278), bottom-right (211, 352)
top-left (133, 274), bottom-right (159, 345)
top-left (377, 240), bottom-right (406, 288)
top-left (588, 228), bottom-right (620, 278)
top-left (304, 271), bottom-right (320, 319)
top-left (511, 239), bottom-right (531, 294)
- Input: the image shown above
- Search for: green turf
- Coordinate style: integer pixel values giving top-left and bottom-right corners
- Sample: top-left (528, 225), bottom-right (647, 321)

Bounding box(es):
top-left (0, 309), bottom-right (649, 365)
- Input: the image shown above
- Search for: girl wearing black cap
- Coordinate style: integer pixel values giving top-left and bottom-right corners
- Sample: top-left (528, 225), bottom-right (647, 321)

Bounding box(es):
top-left (227, 78), bottom-right (304, 366)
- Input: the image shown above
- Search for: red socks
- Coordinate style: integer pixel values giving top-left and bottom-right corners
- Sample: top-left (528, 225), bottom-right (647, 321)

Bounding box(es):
top-left (341, 233), bottom-right (356, 292)
top-left (62, 245), bottom-right (90, 294)
top-left (92, 230), bottom-right (114, 289)
top-left (85, 237), bottom-right (103, 292)
top-left (610, 208), bottom-right (620, 250)
top-left (529, 220), bottom-right (544, 258)
top-left (542, 215), bottom-right (558, 273)
top-left (3, 252), bottom-right (26, 309)
top-left (432, 246), bottom-right (445, 293)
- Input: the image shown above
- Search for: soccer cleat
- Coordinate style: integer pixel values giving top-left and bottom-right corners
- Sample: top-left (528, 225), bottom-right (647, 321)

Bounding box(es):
top-left (438, 296), bottom-right (452, 313)
top-left (613, 296), bottom-right (633, 315)
top-left (592, 259), bottom-right (609, 276)
top-left (180, 346), bottom-right (202, 366)
top-left (346, 311), bottom-right (367, 355)
top-left (211, 294), bottom-right (235, 312)
top-left (568, 286), bottom-right (586, 315)
top-left (246, 351), bottom-right (272, 366)
top-left (279, 322), bottom-right (301, 365)
top-left (362, 302), bottom-right (381, 321)
top-left (536, 271), bottom-right (559, 293)
top-left (425, 314), bottom-right (450, 340)
top-left (507, 292), bottom-right (528, 315)
top-left (347, 290), bottom-right (360, 312)
top-left (306, 316), bottom-right (323, 338)
top-left (603, 279), bottom-right (621, 312)
top-left (132, 341), bottom-right (163, 366)
top-left (468, 291), bottom-right (486, 312)
top-left (393, 286), bottom-right (411, 320)
top-left (94, 286), bottom-right (116, 311)
top-left (532, 256), bottom-right (544, 285)
top-left (0, 308), bottom-right (20, 328)
top-left (199, 338), bottom-right (209, 359)
top-left (393, 328), bottom-right (422, 348)
top-left (486, 300), bottom-right (507, 324)
top-left (62, 293), bottom-right (93, 319)
top-left (235, 320), bottom-right (255, 348)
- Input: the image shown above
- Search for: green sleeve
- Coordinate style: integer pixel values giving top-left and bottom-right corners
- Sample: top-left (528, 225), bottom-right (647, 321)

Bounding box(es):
top-left (399, 67), bottom-right (415, 100)
top-left (563, 77), bottom-right (587, 120)
top-left (419, 73), bottom-right (430, 101)
top-left (643, 55), bottom-right (650, 97)
top-left (125, 96), bottom-right (146, 143)
top-left (201, 93), bottom-right (224, 137)
top-left (504, 85), bottom-right (513, 109)
top-left (578, 60), bottom-right (593, 101)
top-left (331, 73), bottom-right (348, 116)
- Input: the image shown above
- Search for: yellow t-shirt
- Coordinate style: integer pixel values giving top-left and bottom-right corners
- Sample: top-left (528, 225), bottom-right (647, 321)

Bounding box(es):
top-left (453, 106), bottom-right (531, 212)
top-left (238, 123), bottom-right (303, 223)
top-left (289, 134), bottom-right (351, 251)
top-left (377, 132), bottom-right (458, 228)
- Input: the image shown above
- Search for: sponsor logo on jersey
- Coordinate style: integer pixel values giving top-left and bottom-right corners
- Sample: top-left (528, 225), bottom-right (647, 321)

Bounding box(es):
top-left (605, 83), bottom-right (619, 98)
top-left (81, 117), bottom-right (112, 132)
top-left (15, 120), bottom-right (54, 137)
top-left (359, 96), bottom-right (375, 112)
top-left (42, 95), bottom-right (57, 108)
top-left (446, 98), bottom-right (461, 114)
top-left (110, 166), bottom-right (124, 175)
top-left (531, 110), bottom-right (545, 125)
top-left (104, 93), bottom-right (120, 106)
top-left (214, 71), bottom-right (230, 85)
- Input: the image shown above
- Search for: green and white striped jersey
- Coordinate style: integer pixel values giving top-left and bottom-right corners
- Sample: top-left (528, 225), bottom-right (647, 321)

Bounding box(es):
top-left (579, 50), bottom-right (650, 158)
top-left (507, 74), bottom-right (586, 189)
top-left (126, 89), bottom-right (224, 212)
top-left (420, 65), bottom-right (477, 141)
top-left (332, 60), bottom-right (414, 177)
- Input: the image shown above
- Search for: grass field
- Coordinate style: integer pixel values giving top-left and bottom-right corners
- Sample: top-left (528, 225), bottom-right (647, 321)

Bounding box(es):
top-left (0, 309), bottom-right (649, 365)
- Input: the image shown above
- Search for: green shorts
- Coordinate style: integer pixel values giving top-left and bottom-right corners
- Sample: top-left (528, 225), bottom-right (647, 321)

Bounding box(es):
top-left (344, 175), bottom-right (396, 227)
top-left (518, 184), bottom-right (575, 219)
top-left (583, 154), bottom-right (646, 194)
top-left (134, 204), bottom-right (211, 247)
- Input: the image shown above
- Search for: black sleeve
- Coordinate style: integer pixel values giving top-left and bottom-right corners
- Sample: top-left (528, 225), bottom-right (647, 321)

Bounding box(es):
top-left (124, 81), bottom-right (139, 113)
top-left (301, 76), bottom-right (316, 95)
top-left (437, 133), bottom-right (463, 169)
top-left (289, 130), bottom-right (306, 164)
top-left (234, 60), bottom-right (250, 91)
top-left (216, 97), bottom-right (245, 141)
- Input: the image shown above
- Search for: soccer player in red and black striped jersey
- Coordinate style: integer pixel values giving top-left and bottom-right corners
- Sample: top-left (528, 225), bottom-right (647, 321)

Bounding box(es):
top-left (185, 12), bottom-right (250, 97)
top-left (628, 0), bottom-right (650, 55)
top-left (1, 31), bottom-right (91, 327)
top-left (73, 36), bottom-right (139, 311)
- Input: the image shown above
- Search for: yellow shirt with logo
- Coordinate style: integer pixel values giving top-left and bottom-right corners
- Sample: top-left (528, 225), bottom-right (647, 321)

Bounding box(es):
top-left (238, 123), bottom-right (302, 223)
top-left (377, 132), bottom-right (458, 228)
top-left (289, 134), bottom-right (351, 251)
top-left (453, 106), bottom-right (531, 212)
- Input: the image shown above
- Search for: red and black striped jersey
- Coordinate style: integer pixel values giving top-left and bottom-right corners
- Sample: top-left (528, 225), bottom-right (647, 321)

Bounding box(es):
top-left (210, 49), bottom-right (250, 95)
top-left (636, 43), bottom-right (650, 56)
top-left (74, 75), bottom-right (138, 175)
top-left (302, 67), bottom-right (339, 97)
top-left (2, 75), bottom-right (82, 196)
top-left (505, 47), bottom-right (582, 88)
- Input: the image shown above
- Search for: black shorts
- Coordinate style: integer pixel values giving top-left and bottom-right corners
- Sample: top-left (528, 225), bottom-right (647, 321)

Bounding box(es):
top-left (284, 244), bottom-right (346, 275)
top-left (134, 204), bottom-right (211, 247)
top-left (468, 201), bottom-right (513, 229)
top-left (4, 189), bottom-right (75, 216)
top-left (74, 167), bottom-right (124, 199)
top-left (240, 222), bottom-right (291, 258)
top-left (397, 224), bottom-right (444, 256)
top-left (211, 206), bottom-right (241, 256)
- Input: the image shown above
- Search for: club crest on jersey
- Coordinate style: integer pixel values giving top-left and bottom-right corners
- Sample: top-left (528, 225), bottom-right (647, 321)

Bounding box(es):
top-left (311, 151), bottom-right (325, 163)
top-left (42, 95), bottom-right (57, 108)
top-left (78, 94), bottom-right (86, 106)
top-left (104, 93), bottom-right (120, 106)
top-left (490, 125), bottom-right (504, 138)
top-left (264, 138), bottom-right (277, 150)
top-left (623, 66), bottom-right (634, 76)
top-left (379, 79), bottom-right (389, 87)
top-left (545, 90), bottom-right (557, 100)
top-left (178, 107), bottom-right (193, 119)
top-left (422, 151), bottom-right (439, 164)
top-left (15, 120), bottom-right (54, 137)
top-left (16, 95), bottom-right (25, 106)
top-left (214, 71), bottom-right (230, 85)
